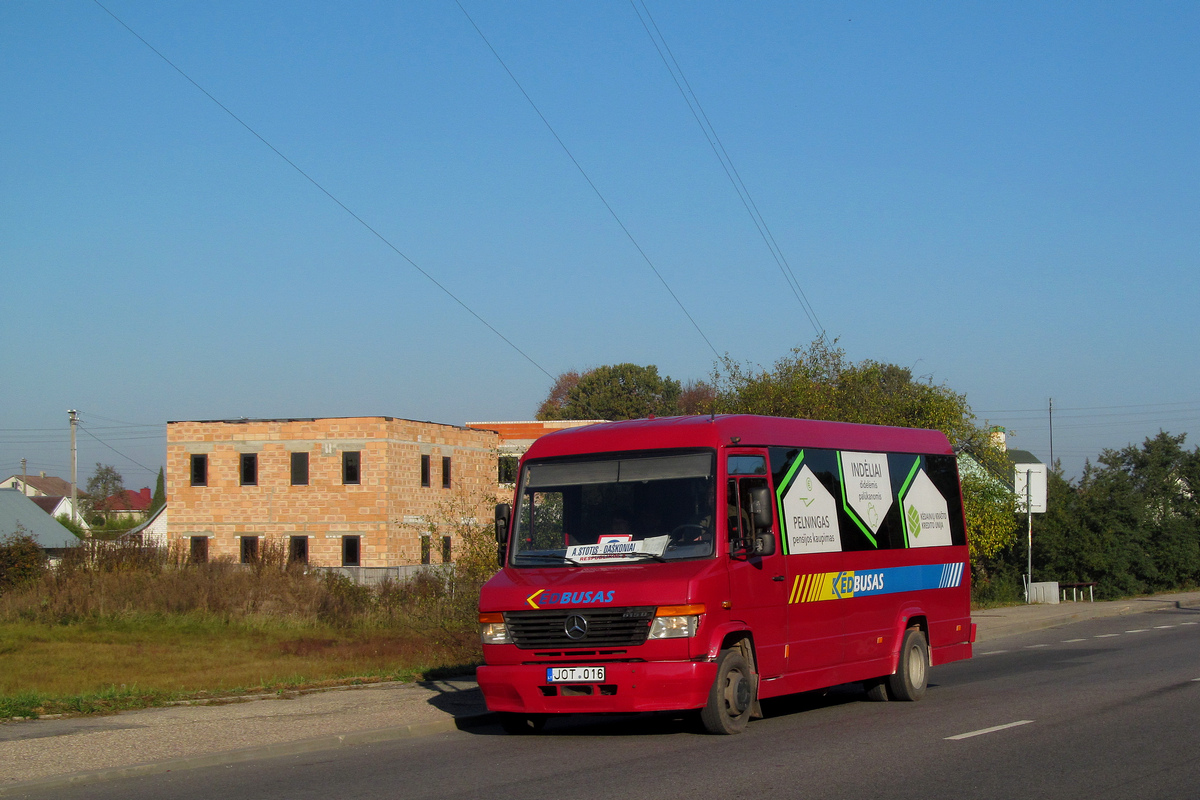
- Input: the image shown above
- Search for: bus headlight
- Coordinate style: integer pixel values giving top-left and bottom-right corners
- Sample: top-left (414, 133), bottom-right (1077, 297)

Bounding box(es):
top-left (649, 604), bottom-right (704, 639)
top-left (479, 612), bottom-right (510, 644)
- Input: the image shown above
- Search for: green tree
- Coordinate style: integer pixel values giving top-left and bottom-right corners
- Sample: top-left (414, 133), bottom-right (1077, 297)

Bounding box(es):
top-left (150, 467), bottom-right (166, 515)
top-left (536, 363), bottom-right (682, 421)
top-left (712, 338), bottom-right (1019, 564)
top-left (1023, 433), bottom-right (1200, 600)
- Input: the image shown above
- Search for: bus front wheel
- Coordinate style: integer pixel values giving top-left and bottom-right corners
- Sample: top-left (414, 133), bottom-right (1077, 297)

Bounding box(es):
top-left (888, 628), bottom-right (928, 701)
top-left (700, 649), bottom-right (756, 734)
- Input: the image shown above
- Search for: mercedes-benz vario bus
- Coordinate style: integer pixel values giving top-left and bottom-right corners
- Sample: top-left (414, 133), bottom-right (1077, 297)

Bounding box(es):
top-left (478, 415), bottom-right (974, 734)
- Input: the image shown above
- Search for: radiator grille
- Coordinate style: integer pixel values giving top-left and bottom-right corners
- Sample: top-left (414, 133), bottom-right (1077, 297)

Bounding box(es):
top-left (505, 607), bottom-right (654, 649)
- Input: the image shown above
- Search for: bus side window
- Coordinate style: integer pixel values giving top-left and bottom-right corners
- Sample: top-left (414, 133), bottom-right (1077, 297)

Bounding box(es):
top-left (726, 479), bottom-right (741, 543)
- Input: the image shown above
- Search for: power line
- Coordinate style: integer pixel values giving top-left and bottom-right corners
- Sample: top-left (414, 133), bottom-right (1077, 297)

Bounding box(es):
top-left (977, 400), bottom-right (1200, 415)
top-left (630, 0), bottom-right (824, 341)
top-left (78, 425), bottom-right (159, 474)
top-left (454, 0), bottom-right (721, 360)
top-left (90, 0), bottom-right (553, 382)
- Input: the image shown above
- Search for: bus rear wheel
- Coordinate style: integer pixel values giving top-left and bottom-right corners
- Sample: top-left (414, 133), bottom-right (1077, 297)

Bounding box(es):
top-left (887, 628), bottom-right (928, 702)
top-left (700, 649), bottom-right (756, 734)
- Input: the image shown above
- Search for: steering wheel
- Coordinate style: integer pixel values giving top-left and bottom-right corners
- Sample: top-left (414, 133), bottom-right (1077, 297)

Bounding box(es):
top-left (669, 523), bottom-right (708, 545)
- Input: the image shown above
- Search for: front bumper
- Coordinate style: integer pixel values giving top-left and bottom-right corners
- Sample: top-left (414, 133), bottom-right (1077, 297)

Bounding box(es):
top-left (477, 660), bottom-right (718, 715)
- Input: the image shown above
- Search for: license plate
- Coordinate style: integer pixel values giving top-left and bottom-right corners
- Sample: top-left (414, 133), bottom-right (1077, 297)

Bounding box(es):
top-left (546, 666), bottom-right (605, 683)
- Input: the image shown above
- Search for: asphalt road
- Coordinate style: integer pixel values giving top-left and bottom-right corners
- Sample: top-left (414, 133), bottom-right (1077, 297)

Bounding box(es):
top-left (17, 606), bottom-right (1200, 800)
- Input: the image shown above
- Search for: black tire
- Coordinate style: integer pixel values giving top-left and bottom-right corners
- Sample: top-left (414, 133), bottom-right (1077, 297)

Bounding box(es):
top-left (498, 712), bottom-right (547, 735)
top-left (700, 649), bottom-right (756, 734)
top-left (887, 628), bottom-right (928, 702)
top-left (864, 678), bottom-right (889, 702)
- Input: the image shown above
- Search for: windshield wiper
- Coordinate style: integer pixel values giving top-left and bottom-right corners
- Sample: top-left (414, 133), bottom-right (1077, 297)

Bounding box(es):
top-left (606, 551), bottom-right (667, 563)
top-left (514, 553), bottom-right (582, 567)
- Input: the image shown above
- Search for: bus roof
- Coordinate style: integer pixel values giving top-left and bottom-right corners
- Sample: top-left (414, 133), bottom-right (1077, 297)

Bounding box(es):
top-left (523, 415), bottom-right (955, 461)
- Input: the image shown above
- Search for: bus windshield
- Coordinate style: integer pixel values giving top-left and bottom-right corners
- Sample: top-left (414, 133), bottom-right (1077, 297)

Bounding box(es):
top-left (510, 451), bottom-right (716, 567)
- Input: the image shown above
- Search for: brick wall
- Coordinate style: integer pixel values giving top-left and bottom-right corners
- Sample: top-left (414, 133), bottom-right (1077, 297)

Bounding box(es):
top-left (166, 417), bottom-right (499, 567)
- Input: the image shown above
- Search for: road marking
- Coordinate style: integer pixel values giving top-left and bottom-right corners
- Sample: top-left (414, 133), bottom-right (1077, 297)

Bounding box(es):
top-left (1025, 644), bottom-right (1048, 649)
top-left (1095, 634), bottom-right (1120, 638)
top-left (1154, 625), bottom-right (1176, 629)
top-left (979, 650), bottom-right (1009, 655)
top-left (1126, 629), bottom-right (1149, 633)
top-left (946, 720), bottom-right (1035, 740)
top-left (1062, 638), bottom-right (1087, 643)
top-left (1182, 622), bottom-right (1198, 626)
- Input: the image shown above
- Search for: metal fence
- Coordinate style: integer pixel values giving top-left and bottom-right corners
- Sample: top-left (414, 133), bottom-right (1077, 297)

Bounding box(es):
top-left (310, 564), bottom-right (453, 586)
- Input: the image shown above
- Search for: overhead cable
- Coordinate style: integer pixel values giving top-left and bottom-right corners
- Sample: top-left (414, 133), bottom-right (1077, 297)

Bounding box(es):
top-left (455, 0), bottom-right (721, 360)
top-left (90, 0), bottom-right (553, 381)
top-left (630, 0), bottom-right (824, 340)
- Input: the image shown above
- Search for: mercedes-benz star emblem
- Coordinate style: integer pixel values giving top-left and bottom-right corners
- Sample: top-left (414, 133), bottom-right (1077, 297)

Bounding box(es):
top-left (564, 614), bottom-right (588, 640)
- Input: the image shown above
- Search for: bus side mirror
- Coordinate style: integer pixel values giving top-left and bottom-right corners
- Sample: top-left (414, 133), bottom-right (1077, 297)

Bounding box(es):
top-left (494, 504), bottom-right (511, 566)
top-left (748, 486), bottom-right (775, 556)
top-left (748, 486), bottom-right (773, 530)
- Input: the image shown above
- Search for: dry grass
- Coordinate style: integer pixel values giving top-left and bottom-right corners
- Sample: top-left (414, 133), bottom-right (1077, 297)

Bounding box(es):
top-left (0, 529), bottom-right (498, 719)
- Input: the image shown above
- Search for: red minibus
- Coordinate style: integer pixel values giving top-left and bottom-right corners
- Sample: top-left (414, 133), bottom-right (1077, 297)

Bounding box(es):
top-left (478, 415), bottom-right (975, 734)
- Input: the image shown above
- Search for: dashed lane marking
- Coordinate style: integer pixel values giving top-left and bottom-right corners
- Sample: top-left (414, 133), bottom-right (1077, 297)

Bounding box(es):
top-left (979, 650), bottom-right (1009, 656)
top-left (1025, 644), bottom-right (1048, 649)
top-left (946, 720), bottom-right (1035, 740)
top-left (1062, 638), bottom-right (1087, 643)
top-left (1126, 629), bottom-right (1149, 633)
top-left (1095, 634), bottom-right (1121, 638)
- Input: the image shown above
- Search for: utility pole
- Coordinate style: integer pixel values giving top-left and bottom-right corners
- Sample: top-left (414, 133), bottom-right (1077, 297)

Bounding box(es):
top-left (1026, 469), bottom-right (1033, 603)
top-left (69, 409), bottom-right (78, 525)
top-left (1048, 398), bottom-right (1054, 469)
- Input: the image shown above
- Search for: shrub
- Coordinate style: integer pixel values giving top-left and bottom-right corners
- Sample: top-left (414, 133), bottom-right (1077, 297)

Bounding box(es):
top-left (0, 527), bottom-right (46, 593)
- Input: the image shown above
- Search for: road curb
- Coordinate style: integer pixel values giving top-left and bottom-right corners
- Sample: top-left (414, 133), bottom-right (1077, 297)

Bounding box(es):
top-left (0, 713), bottom-right (497, 797)
top-left (974, 596), bottom-right (1198, 643)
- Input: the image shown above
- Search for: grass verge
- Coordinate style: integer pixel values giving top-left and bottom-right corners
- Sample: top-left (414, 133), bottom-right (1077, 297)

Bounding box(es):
top-left (0, 616), bottom-right (477, 720)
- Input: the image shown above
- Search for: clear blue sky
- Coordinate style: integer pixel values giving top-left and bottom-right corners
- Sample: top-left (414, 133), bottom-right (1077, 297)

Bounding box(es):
top-left (2, 1), bottom-right (1197, 490)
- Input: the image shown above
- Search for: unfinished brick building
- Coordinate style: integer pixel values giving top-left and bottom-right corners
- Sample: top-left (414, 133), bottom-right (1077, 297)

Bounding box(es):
top-left (166, 417), bottom-right (500, 568)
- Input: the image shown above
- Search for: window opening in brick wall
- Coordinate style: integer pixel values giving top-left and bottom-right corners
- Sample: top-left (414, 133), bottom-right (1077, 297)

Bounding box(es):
top-left (291, 452), bottom-right (309, 486)
top-left (342, 535), bottom-right (361, 567)
top-left (240, 453), bottom-right (258, 486)
top-left (190, 454), bottom-right (207, 487)
top-left (240, 535), bottom-right (259, 564)
top-left (498, 456), bottom-right (518, 484)
top-left (420, 534), bottom-right (431, 565)
top-left (442, 456), bottom-right (452, 489)
top-left (441, 535), bottom-right (452, 563)
top-left (342, 451), bottom-right (360, 485)
top-left (189, 536), bottom-right (208, 564)
top-left (420, 455), bottom-right (430, 488)
top-left (289, 536), bottom-right (308, 565)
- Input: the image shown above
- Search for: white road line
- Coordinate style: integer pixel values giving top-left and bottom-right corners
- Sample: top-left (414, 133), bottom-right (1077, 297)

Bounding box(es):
top-left (1126, 629), bottom-right (1149, 633)
top-left (979, 650), bottom-right (1009, 655)
top-left (1095, 634), bottom-right (1121, 638)
top-left (1025, 644), bottom-right (1049, 649)
top-left (1154, 625), bottom-right (1176, 629)
top-left (1062, 638), bottom-right (1087, 643)
top-left (1182, 622), bottom-right (1199, 626)
top-left (945, 720), bottom-right (1035, 740)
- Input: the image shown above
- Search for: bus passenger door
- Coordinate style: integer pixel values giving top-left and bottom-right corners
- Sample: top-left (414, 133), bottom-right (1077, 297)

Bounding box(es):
top-left (724, 452), bottom-right (788, 680)
top-left (775, 449), bottom-right (846, 677)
